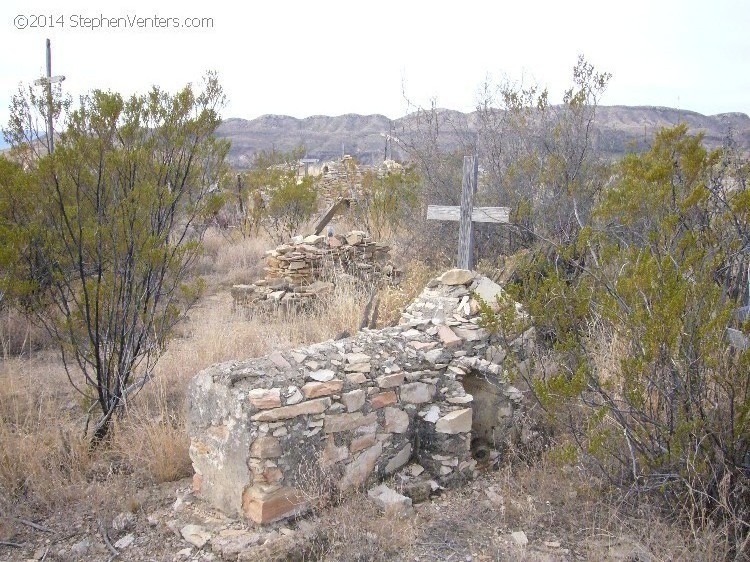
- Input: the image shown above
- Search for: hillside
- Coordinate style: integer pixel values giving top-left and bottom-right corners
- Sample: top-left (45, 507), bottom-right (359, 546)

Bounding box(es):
top-left (217, 106), bottom-right (750, 169)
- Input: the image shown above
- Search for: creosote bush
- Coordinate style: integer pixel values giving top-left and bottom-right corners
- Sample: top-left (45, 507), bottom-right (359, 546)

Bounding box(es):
top-left (488, 125), bottom-right (749, 555)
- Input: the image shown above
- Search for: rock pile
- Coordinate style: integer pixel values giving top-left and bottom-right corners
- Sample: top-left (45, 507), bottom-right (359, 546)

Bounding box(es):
top-left (231, 230), bottom-right (395, 311)
top-left (190, 269), bottom-right (537, 525)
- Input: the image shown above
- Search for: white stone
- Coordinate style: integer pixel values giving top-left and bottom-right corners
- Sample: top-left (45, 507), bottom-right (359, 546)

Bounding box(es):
top-left (473, 277), bottom-right (505, 310)
top-left (309, 369), bottom-right (335, 382)
top-left (180, 524), bottom-right (211, 548)
top-left (341, 389), bottom-right (366, 412)
top-left (409, 463), bottom-right (425, 476)
top-left (420, 405), bottom-right (441, 423)
top-left (114, 534), bottom-right (134, 549)
top-left (511, 531), bottom-right (528, 546)
top-left (423, 349), bottom-right (443, 364)
top-left (401, 329), bottom-right (422, 339)
top-left (435, 408), bottom-right (472, 434)
top-left (367, 483), bottom-right (412, 512)
top-left (284, 386), bottom-right (303, 405)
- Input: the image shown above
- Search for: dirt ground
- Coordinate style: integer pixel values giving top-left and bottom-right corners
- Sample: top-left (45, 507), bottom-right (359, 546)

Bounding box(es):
top-left (0, 463), bottom-right (715, 562)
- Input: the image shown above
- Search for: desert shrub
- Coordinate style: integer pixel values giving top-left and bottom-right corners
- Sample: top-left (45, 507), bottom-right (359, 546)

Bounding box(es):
top-left (355, 165), bottom-right (422, 239)
top-left (490, 126), bottom-right (750, 555)
top-left (264, 174), bottom-right (317, 242)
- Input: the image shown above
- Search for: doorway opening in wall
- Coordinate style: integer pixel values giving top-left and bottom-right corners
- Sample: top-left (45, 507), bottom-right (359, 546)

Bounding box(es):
top-left (461, 370), bottom-right (514, 464)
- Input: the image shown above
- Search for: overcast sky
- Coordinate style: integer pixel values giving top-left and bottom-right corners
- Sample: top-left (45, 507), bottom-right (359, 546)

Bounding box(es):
top-left (1, 0), bottom-right (748, 129)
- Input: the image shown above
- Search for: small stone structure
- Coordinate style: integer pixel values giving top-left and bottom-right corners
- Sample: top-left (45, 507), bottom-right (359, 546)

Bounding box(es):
top-left (188, 269), bottom-right (534, 524)
top-left (230, 230), bottom-right (396, 311)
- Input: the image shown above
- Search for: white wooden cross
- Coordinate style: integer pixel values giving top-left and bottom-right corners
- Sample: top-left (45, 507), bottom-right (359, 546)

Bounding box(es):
top-left (427, 155), bottom-right (510, 270)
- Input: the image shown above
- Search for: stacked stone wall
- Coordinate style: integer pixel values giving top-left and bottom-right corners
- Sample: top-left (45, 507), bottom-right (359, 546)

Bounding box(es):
top-left (189, 269), bottom-right (533, 524)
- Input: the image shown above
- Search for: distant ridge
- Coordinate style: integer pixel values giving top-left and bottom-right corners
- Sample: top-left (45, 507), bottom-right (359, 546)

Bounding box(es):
top-left (216, 106), bottom-right (750, 169)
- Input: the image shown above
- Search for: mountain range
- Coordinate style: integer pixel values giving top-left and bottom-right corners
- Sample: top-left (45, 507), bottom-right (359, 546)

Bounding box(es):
top-left (216, 106), bottom-right (750, 169)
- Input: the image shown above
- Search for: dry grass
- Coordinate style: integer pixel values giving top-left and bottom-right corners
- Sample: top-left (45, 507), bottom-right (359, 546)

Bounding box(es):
top-left (0, 307), bottom-right (50, 358)
top-left (0, 354), bottom-right (92, 511)
top-left (375, 260), bottom-right (438, 327)
top-left (0, 225), bottom-right (736, 559)
top-left (311, 495), bottom-right (419, 561)
top-left (193, 227), bottom-right (269, 288)
top-left (0, 231), bottom-right (380, 512)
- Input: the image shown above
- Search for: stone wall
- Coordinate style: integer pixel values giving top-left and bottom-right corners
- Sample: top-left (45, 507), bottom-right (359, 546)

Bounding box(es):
top-left (188, 269), bottom-right (534, 525)
top-left (230, 230), bottom-right (396, 312)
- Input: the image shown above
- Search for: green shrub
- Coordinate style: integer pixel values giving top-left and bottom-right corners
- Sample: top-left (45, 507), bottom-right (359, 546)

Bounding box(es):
top-left (495, 126), bottom-right (750, 553)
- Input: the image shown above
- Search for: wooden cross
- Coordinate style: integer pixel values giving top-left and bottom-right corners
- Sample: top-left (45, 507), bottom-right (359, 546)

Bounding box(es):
top-left (427, 155), bottom-right (509, 270)
top-left (33, 39), bottom-right (65, 154)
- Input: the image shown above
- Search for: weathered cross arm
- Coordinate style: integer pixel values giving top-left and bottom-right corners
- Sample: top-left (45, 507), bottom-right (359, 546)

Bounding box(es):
top-left (426, 155), bottom-right (510, 270)
top-left (426, 206), bottom-right (510, 223)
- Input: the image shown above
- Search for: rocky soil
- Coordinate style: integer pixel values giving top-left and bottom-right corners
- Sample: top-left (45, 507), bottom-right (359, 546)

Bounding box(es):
top-left (1, 467), bottom-right (667, 562)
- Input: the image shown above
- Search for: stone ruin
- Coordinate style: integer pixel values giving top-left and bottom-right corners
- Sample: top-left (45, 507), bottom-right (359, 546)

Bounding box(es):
top-left (188, 269), bottom-right (536, 524)
top-left (230, 230), bottom-right (397, 312)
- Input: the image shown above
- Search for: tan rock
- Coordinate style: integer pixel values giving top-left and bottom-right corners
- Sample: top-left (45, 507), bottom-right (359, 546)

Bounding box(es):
top-left (344, 362), bottom-right (372, 373)
top-left (192, 473), bottom-right (203, 494)
top-left (346, 372), bottom-right (368, 384)
top-left (248, 388), bottom-right (282, 410)
top-left (319, 436), bottom-right (349, 467)
top-left (250, 436), bottom-right (282, 459)
top-left (253, 466), bottom-right (284, 484)
top-left (181, 524), bottom-right (211, 548)
top-left (341, 389), bottom-right (366, 412)
top-left (301, 380), bottom-right (343, 399)
top-left (346, 233), bottom-right (363, 245)
top-left (268, 351), bottom-right (291, 369)
top-left (251, 397), bottom-right (331, 421)
top-left (399, 382), bottom-right (436, 404)
top-left (324, 412), bottom-right (377, 433)
top-left (304, 234), bottom-right (326, 245)
top-left (190, 440), bottom-right (211, 456)
top-left (376, 373), bottom-right (405, 388)
top-left (350, 434), bottom-right (377, 454)
top-left (370, 390), bottom-right (397, 409)
top-left (345, 352), bottom-right (371, 364)
top-left (339, 442), bottom-right (383, 490)
top-left (435, 408), bottom-right (473, 434)
top-left (409, 341), bottom-right (437, 351)
top-left (437, 325), bottom-right (462, 348)
top-left (207, 424), bottom-right (229, 440)
top-left (439, 269), bottom-right (475, 286)
top-left (242, 485), bottom-right (307, 524)
top-left (384, 407), bottom-right (409, 433)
